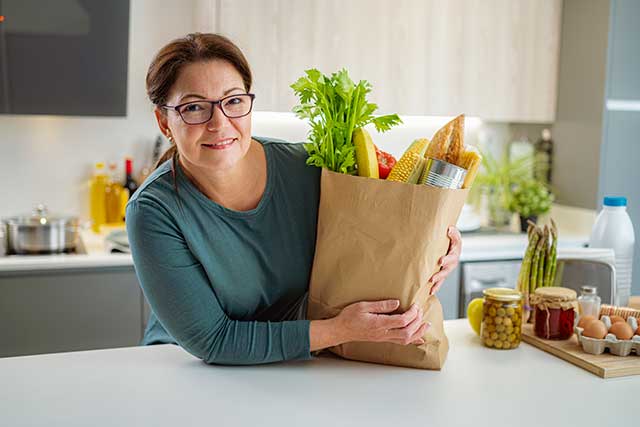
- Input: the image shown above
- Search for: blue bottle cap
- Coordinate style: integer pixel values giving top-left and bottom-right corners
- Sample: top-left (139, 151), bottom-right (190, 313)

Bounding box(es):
top-left (603, 196), bottom-right (627, 207)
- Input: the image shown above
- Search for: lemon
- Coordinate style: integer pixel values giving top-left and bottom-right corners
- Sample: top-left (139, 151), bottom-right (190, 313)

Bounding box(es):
top-left (467, 298), bottom-right (483, 335)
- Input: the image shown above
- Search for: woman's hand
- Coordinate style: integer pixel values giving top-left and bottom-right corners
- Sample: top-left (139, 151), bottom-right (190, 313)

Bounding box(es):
top-left (429, 226), bottom-right (462, 295)
top-left (333, 300), bottom-right (429, 346)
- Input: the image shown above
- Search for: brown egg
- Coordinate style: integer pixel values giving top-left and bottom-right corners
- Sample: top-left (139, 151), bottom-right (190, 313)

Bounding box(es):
top-left (578, 315), bottom-right (596, 329)
top-left (609, 322), bottom-right (634, 340)
top-left (609, 315), bottom-right (626, 324)
top-left (583, 320), bottom-right (608, 339)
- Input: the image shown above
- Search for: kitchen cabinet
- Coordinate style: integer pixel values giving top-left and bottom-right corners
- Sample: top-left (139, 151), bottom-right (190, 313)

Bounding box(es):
top-left (606, 0), bottom-right (640, 100)
top-left (0, 267), bottom-right (143, 358)
top-left (212, 0), bottom-right (562, 122)
top-left (438, 266), bottom-right (461, 320)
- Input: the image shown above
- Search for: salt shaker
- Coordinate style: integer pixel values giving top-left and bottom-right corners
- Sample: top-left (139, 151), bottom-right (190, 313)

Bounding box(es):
top-left (578, 286), bottom-right (601, 318)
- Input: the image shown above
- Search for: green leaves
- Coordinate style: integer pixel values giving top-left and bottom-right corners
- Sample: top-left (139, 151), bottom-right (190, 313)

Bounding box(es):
top-left (509, 180), bottom-right (554, 217)
top-left (291, 68), bottom-right (402, 173)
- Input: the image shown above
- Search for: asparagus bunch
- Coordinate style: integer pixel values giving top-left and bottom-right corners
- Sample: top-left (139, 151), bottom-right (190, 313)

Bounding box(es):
top-left (517, 219), bottom-right (558, 322)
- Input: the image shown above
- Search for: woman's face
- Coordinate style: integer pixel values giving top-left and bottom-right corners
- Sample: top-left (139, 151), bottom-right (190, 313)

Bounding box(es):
top-left (155, 59), bottom-right (252, 174)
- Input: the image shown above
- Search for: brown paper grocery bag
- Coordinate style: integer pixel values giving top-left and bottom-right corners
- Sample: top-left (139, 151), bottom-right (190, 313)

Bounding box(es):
top-left (307, 169), bottom-right (468, 369)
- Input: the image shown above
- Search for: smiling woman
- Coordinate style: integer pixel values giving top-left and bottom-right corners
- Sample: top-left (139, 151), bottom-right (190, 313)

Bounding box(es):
top-left (126, 33), bottom-right (459, 365)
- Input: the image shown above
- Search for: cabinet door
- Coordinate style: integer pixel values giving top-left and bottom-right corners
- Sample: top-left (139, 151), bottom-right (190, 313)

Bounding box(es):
top-left (0, 267), bottom-right (143, 358)
top-left (215, 0), bottom-right (561, 122)
top-left (607, 0), bottom-right (640, 100)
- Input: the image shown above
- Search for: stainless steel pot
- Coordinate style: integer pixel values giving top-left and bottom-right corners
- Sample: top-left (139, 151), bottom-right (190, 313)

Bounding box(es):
top-left (3, 204), bottom-right (79, 254)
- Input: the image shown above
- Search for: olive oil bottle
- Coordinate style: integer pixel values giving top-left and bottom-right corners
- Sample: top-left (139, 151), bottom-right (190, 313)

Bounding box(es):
top-left (89, 162), bottom-right (108, 232)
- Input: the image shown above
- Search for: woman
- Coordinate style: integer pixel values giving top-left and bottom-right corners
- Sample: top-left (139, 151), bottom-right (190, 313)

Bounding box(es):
top-left (127, 33), bottom-right (462, 365)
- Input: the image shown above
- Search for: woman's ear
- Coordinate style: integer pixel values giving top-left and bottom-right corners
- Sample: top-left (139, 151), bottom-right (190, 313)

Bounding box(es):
top-left (154, 107), bottom-right (173, 140)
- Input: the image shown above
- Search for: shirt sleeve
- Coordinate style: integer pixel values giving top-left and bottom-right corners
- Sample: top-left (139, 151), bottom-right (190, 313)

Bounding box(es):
top-left (126, 199), bottom-right (312, 365)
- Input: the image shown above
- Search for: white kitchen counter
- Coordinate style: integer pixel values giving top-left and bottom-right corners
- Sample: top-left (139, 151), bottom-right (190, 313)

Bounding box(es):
top-left (0, 319), bottom-right (634, 426)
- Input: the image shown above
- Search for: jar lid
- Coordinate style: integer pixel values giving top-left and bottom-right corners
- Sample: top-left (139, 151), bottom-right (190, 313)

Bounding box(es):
top-left (483, 288), bottom-right (522, 302)
top-left (533, 286), bottom-right (577, 302)
top-left (581, 286), bottom-right (597, 295)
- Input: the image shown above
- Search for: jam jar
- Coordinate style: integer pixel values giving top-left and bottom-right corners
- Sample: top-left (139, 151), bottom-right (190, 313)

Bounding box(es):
top-left (480, 288), bottom-right (523, 350)
top-left (531, 287), bottom-right (578, 340)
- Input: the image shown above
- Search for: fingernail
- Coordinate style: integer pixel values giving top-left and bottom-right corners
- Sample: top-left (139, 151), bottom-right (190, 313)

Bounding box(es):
top-left (426, 322), bottom-right (432, 328)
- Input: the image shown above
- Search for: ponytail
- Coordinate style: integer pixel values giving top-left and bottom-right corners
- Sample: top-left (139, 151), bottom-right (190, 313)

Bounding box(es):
top-left (154, 144), bottom-right (178, 170)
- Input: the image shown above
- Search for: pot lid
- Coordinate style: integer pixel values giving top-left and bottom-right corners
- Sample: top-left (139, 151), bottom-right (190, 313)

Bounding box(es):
top-left (3, 204), bottom-right (78, 225)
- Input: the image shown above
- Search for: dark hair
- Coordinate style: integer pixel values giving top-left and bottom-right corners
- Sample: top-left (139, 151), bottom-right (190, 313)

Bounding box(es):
top-left (146, 33), bottom-right (253, 170)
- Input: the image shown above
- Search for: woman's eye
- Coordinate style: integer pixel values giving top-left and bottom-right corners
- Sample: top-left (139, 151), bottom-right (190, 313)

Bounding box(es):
top-left (224, 97), bottom-right (243, 106)
top-left (182, 103), bottom-right (203, 112)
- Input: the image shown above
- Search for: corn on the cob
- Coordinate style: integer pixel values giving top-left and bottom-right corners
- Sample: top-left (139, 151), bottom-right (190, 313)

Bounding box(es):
top-left (387, 138), bottom-right (430, 183)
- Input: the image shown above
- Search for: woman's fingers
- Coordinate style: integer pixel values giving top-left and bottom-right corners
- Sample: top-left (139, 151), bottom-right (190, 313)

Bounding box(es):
top-left (385, 307), bottom-right (425, 345)
top-left (447, 226), bottom-right (462, 254)
top-left (382, 304), bottom-right (420, 329)
top-left (358, 299), bottom-right (400, 314)
top-left (430, 281), bottom-right (444, 295)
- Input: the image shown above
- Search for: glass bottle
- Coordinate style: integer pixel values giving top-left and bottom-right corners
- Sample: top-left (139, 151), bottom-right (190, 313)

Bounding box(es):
top-left (578, 286), bottom-right (601, 318)
top-left (124, 157), bottom-right (139, 200)
top-left (89, 162), bottom-right (107, 233)
top-left (105, 162), bottom-right (126, 224)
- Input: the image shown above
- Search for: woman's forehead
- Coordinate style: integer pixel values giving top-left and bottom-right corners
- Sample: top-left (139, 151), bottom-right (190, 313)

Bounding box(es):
top-left (172, 60), bottom-right (244, 99)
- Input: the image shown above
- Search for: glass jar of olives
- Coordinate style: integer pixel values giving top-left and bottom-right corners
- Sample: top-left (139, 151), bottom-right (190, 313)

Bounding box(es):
top-left (481, 288), bottom-right (523, 350)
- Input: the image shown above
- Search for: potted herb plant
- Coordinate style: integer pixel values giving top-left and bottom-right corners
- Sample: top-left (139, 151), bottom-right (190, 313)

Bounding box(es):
top-left (474, 150), bottom-right (533, 228)
top-left (509, 179), bottom-right (554, 232)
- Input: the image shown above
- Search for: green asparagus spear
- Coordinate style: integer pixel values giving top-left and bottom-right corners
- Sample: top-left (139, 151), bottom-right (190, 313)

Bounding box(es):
top-left (522, 228), bottom-right (540, 294)
top-left (548, 219), bottom-right (558, 286)
top-left (538, 228), bottom-right (547, 289)
top-left (518, 226), bottom-right (536, 293)
top-left (529, 230), bottom-right (543, 295)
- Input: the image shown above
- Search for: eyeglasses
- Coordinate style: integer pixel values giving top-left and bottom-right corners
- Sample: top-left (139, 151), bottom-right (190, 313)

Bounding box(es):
top-left (162, 93), bottom-right (256, 125)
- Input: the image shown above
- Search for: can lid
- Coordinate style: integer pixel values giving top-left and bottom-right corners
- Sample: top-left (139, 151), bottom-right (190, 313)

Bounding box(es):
top-left (533, 286), bottom-right (577, 302)
top-left (603, 196), bottom-right (627, 207)
top-left (483, 287), bottom-right (522, 302)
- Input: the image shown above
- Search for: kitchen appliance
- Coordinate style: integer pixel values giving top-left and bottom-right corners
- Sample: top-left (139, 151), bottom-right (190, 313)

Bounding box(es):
top-left (0, 223), bottom-right (6, 256)
top-left (460, 259), bottom-right (522, 316)
top-left (3, 205), bottom-right (79, 254)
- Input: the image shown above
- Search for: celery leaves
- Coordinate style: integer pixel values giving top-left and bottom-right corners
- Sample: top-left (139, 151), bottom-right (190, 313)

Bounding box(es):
top-left (291, 69), bottom-right (402, 174)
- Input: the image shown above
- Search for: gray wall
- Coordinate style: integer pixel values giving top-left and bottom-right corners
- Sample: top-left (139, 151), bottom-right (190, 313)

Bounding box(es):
top-left (598, 0), bottom-right (640, 296)
top-left (552, 0), bottom-right (610, 209)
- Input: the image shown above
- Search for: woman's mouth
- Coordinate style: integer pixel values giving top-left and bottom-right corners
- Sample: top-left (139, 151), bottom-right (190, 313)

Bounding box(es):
top-left (202, 138), bottom-right (236, 150)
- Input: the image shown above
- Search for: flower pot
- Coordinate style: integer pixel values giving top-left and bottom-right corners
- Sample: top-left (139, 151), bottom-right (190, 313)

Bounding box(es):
top-left (519, 215), bottom-right (538, 233)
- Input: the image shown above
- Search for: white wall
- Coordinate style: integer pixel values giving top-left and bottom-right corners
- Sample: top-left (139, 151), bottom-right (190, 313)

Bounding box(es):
top-left (0, 0), bottom-right (201, 219)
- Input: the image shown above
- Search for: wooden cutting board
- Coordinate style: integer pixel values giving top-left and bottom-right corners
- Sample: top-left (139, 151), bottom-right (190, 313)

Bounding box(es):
top-left (521, 324), bottom-right (640, 378)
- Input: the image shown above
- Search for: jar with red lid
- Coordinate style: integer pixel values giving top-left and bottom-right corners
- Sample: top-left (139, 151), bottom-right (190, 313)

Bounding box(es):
top-left (531, 287), bottom-right (578, 340)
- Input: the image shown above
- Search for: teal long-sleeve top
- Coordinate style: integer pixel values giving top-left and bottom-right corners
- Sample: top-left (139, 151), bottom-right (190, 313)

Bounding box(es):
top-left (125, 137), bottom-right (320, 365)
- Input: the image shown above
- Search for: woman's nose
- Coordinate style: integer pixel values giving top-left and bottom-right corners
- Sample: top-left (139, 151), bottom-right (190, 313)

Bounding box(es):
top-left (206, 104), bottom-right (228, 130)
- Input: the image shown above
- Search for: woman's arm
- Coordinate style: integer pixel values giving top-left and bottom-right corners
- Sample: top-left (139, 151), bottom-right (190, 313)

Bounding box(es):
top-left (127, 199), bottom-right (310, 365)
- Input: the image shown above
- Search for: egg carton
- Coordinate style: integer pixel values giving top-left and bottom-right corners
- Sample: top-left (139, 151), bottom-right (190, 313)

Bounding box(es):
top-left (575, 315), bottom-right (640, 357)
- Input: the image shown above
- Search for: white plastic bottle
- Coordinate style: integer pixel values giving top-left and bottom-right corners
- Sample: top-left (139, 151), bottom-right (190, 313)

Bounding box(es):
top-left (589, 196), bottom-right (635, 306)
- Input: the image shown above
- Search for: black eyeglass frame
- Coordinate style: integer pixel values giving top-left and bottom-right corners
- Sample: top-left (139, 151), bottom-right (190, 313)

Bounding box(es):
top-left (161, 93), bottom-right (256, 124)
